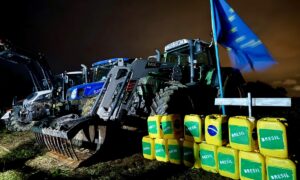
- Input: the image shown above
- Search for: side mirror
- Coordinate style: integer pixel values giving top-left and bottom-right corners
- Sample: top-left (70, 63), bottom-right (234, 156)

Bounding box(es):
top-left (155, 49), bottom-right (161, 62)
top-left (117, 58), bottom-right (124, 66)
top-left (81, 64), bottom-right (88, 83)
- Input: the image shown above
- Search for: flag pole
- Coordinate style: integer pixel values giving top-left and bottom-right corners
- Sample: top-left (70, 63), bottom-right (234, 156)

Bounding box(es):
top-left (209, 0), bottom-right (225, 115)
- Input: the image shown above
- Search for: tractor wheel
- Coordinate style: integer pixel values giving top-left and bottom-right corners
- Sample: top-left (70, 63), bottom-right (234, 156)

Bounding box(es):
top-left (150, 83), bottom-right (195, 116)
top-left (6, 116), bottom-right (37, 131)
top-left (5, 105), bottom-right (37, 132)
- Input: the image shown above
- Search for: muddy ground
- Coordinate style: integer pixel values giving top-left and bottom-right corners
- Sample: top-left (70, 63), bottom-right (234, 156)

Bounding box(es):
top-left (0, 124), bottom-right (229, 180)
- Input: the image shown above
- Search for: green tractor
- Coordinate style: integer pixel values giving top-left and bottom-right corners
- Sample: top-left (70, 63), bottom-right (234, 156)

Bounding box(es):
top-left (130, 38), bottom-right (245, 118)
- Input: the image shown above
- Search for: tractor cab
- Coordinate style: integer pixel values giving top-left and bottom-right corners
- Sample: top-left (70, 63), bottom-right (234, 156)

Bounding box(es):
top-left (91, 58), bottom-right (131, 82)
top-left (163, 39), bottom-right (216, 84)
top-left (66, 58), bottom-right (132, 101)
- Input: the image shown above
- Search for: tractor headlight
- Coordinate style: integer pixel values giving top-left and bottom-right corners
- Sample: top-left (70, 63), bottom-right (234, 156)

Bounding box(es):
top-left (70, 88), bottom-right (77, 100)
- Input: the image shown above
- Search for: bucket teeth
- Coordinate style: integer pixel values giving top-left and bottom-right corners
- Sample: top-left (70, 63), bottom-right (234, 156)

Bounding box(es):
top-left (44, 135), bottom-right (52, 151)
top-left (52, 136), bottom-right (60, 154)
top-left (52, 136), bottom-right (61, 155)
top-left (59, 138), bottom-right (71, 158)
top-left (47, 135), bottom-right (55, 151)
top-left (33, 132), bottom-right (79, 160)
top-left (38, 133), bottom-right (44, 146)
top-left (31, 122), bottom-right (102, 163)
top-left (34, 133), bottom-right (41, 145)
top-left (55, 137), bottom-right (65, 157)
top-left (68, 140), bottom-right (79, 161)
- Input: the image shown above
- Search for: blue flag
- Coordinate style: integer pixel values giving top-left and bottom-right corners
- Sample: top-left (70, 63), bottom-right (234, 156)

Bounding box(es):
top-left (212, 0), bottom-right (276, 71)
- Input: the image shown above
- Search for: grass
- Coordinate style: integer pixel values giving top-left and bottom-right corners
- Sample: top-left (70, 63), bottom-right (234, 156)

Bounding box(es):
top-left (0, 170), bottom-right (24, 180)
top-left (0, 123), bottom-right (230, 179)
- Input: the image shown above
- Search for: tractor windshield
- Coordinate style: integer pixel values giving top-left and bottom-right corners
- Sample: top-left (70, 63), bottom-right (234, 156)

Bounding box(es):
top-left (165, 43), bottom-right (212, 82)
top-left (67, 73), bottom-right (84, 86)
top-left (92, 66), bottom-right (111, 82)
top-left (165, 47), bottom-right (210, 67)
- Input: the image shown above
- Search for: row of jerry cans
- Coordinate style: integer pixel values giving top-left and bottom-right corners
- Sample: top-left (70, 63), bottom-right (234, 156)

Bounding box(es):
top-left (148, 114), bottom-right (289, 158)
top-left (142, 137), bottom-right (297, 180)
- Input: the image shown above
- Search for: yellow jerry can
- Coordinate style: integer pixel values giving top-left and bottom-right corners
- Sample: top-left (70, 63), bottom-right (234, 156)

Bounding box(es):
top-left (266, 156), bottom-right (297, 180)
top-left (184, 114), bottom-right (204, 143)
top-left (239, 151), bottom-right (265, 180)
top-left (199, 142), bottom-right (218, 173)
top-left (183, 140), bottom-right (194, 167)
top-left (229, 116), bottom-right (258, 151)
top-left (257, 117), bottom-right (288, 158)
top-left (205, 114), bottom-right (228, 146)
top-left (147, 115), bottom-right (163, 138)
top-left (193, 142), bottom-right (201, 169)
top-left (217, 146), bottom-right (239, 179)
top-left (161, 114), bottom-right (183, 139)
top-left (167, 139), bottom-right (182, 165)
top-left (142, 136), bottom-right (155, 160)
top-left (155, 138), bottom-right (169, 162)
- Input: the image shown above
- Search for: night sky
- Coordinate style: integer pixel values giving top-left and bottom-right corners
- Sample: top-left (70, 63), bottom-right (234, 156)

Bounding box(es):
top-left (1, 0), bottom-right (300, 108)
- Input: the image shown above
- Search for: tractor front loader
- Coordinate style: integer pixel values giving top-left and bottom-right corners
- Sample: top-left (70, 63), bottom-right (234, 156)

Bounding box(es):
top-left (31, 58), bottom-right (163, 166)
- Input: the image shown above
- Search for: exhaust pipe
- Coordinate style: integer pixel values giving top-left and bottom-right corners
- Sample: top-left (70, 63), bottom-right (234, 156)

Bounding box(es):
top-left (81, 64), bottom-right (88, 84)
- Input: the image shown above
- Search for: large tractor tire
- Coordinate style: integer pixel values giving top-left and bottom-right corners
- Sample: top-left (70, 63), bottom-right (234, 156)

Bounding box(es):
top-left (4, 105), bottom-right (36, 132)
top-left (6, 117), bottom-right (37, 132)
top-left (150, 83), bottom-right (195, 116)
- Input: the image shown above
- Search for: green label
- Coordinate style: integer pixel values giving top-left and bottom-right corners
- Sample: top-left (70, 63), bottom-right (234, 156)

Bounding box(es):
top-left (183, 147), bottom-right (194, 163)
top-left (169, 145), bottom-right (180, 160)
top-left (268, 166), bottom-right (293, 180)
top-left (200, 149), bottom-right (215, 167)
top-left (162, 121), bottom-right (173, 135)
top-left (259, 129), bottom-right (284, 149)
top-left (230, 125), bottom-right (249, 145)
top-left (142, 142), bottom-right (151, 155)
top-left (185, 121), bottom-right (199, 138)
top-left (241, 159), bottom-right (262, 179)
top-left (148, 121), bottom-right (157, 134)
top-left (218, 153), bottom-right (235, 173)
top-left (155, 144), bottom-right (166, 158)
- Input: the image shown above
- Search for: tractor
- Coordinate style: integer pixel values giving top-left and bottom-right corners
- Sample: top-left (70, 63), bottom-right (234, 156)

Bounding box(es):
top-left (65, 58), bottom-right (133, 113)
top-left (0, 39), bottom-right (86, 131)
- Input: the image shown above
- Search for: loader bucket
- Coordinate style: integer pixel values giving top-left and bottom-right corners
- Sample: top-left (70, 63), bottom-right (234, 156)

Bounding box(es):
top-left (31, 115), bottom-right (106, 167)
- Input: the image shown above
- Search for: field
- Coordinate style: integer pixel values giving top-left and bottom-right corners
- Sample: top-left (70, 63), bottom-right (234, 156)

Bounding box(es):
top-left (0, 124), bottom-right (231, 180)
top-left (0, 98), bottom-right (299, 179)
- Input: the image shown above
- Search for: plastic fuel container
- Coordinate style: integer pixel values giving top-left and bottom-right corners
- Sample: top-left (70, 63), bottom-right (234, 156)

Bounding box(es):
top-left (147, 115), bottom-right (163, 138)
top-left (183, 140), bottom-right (194, 167)
top-left (155, 138), bottom-right (169, 162)
top-left (217, 146), bottom-right (239, 179)
top-left (257, 117), bottom-right (288, 158)
top-left (200, 142), bottom-right (218, 173)
top-left (205, 114), bottom-right (228, 146)
top-left (142, 136), bottom-right (155, 160)
top-left (161, 114), bottom-right (183, 139)
top-left (229, 116), bottom-right (258, 151)
top-left (239, 151), bottom-right (265, 180)
top-left (167, 139), bottom-right (182, 165)
top-left (184, 114), bottom-right (204, 143)
top-left (266, 156), bottom-right (297, 180)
